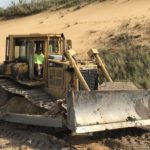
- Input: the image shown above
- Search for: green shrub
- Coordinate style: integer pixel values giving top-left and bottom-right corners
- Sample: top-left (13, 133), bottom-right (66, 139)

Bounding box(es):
top-left (0, 7), bottom-right (4, 17)
top-left (3, 0), bottom-right (53, 18)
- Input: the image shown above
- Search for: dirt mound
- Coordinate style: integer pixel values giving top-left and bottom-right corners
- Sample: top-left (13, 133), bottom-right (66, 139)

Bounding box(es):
top-left (0, 0), bottom-right (150, 61)
top-left (99, 127), bottom-right (150, 150)
top-left (103, 19), bottom-right (150, 50)
top-left (104, 133), bottom-right (150, 150)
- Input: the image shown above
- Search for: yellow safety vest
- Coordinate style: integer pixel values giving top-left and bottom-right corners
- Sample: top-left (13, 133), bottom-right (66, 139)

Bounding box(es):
top-left (34, 53), bottom-right (44, 65)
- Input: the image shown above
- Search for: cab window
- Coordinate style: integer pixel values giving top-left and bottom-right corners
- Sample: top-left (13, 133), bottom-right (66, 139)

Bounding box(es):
top-left (49, 40), bottom-right (59, 54)
top-left (14, 40), bottom-right (27, 61)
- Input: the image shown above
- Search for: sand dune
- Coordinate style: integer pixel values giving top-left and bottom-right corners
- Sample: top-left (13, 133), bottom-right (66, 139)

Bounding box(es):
top-left (0, 0), bottom-right (150, 61)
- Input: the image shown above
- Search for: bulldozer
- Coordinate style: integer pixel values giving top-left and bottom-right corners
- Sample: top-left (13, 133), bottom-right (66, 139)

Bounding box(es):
top-left (0, 33), bottom-right (150, 134)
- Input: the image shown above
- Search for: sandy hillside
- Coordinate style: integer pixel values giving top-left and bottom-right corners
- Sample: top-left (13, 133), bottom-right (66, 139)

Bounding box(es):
top-left (0, 0), bottom-right (150, 62)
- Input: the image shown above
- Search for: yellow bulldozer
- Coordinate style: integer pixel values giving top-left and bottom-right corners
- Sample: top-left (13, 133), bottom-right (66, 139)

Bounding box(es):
top-left (0, 33), bottom-right (150, 134)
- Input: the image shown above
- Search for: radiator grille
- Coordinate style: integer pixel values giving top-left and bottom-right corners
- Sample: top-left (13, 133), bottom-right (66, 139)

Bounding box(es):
top-left (80, 69), bottom-right (98, 90)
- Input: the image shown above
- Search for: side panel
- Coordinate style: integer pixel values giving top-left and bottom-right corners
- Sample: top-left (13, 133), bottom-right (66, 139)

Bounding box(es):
top-left (12, 63), bottom-right (28, 80)
top-left (8, 36), bottom-right (14, 61)
top-left (47, 67), bottom-right (72, 99)
top-left (0, 64), bottom-right (4, 75)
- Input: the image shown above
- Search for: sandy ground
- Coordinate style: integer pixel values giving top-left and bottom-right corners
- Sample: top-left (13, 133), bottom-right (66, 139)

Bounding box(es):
top-left (0, 0), bottom-right (150, 149)
top-left (0, 122), bottom-right (110, 150)
top-left (0, 124), bottom-right (150, 150)
top-left (0, 137), bottom-right (109, 150)
top-left (0, 0), bottom-right (150, 62)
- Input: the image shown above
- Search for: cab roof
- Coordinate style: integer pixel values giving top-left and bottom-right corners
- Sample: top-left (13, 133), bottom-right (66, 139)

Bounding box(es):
top-left (7, 33), bottom-right (64, 38)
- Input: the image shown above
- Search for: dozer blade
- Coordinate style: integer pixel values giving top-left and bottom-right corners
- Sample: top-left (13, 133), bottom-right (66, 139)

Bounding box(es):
top-left (67, 90), bottom-right (150, 133)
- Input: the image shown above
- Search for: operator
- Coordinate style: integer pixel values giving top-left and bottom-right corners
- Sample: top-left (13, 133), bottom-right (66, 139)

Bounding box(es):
top-left (34, 48), bottom-right (45, 77)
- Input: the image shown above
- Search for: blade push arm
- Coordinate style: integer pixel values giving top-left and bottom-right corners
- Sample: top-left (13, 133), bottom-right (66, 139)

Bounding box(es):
top-left (65, 49), bottom-right (90, 91)
top-left (88, 49), bottom-right (113, 82)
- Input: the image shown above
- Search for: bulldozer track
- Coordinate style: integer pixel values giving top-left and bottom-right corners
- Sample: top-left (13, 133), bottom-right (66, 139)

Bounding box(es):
top-left (0, 79), bottom-right (58, 111)
top-left (0, 121), bottom-right (74, 150)
top-left (0, 123), bottom-right (150, 150)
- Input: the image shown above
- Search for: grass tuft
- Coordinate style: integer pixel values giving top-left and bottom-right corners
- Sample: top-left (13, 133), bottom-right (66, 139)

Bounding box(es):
top-left (0, 0), bottom-right (102, 18)
top-left (99, 45), bottom-right (150, 89)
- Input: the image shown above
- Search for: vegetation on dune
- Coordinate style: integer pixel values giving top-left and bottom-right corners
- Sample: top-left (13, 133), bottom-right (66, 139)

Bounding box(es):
top-left (99, 45), bottom-right (150, 89)
top-left (0, 1), bottom-right (149, 89)
top-left (0, 0), bottom-right (105, 18)
top-left (0, 7), bottom-right (4, 16)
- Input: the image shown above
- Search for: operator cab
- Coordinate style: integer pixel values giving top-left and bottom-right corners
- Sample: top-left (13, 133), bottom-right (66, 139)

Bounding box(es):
top-left (4, 33), bottom-right (67, 86)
